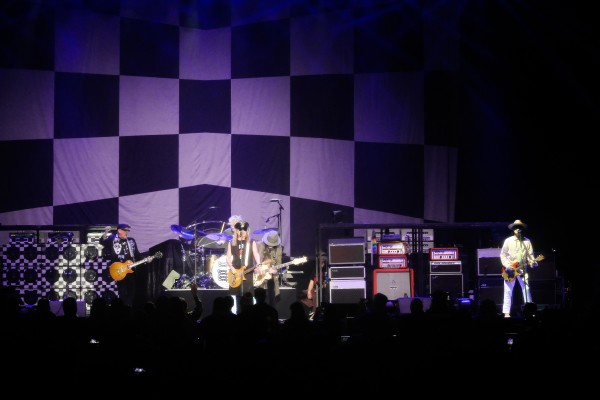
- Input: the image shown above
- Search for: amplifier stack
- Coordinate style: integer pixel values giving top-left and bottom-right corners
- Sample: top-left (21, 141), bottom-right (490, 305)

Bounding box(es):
top-left (328, 238), bottom-right (366, 304)
top-left (1, 232), bottom-right (119, 309)
top-left (429, 247), bottom-right (463, 298)
top-left (373, 235), bottom-right (413, 300)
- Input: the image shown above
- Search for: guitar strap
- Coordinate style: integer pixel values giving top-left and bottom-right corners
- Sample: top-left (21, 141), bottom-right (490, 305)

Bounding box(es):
top-left (127, 238), bottom-right (135, 261)
top-left (244, 240), bottom-right (250, 267)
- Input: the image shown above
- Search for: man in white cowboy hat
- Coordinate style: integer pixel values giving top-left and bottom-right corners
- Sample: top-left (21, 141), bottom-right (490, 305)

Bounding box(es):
top-left (256, 230), bottom-right (282, 305)
top-left (500, 219), bottom-right (538, 317)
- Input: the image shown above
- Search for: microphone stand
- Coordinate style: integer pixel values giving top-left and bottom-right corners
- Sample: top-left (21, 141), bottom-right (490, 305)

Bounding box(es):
top-left (275, 200), bottom-right (284, 252)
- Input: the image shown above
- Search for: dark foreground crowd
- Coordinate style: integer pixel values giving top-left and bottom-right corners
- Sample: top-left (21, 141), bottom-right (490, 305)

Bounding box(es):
top-left (1, 286), bottom-right (597, 391)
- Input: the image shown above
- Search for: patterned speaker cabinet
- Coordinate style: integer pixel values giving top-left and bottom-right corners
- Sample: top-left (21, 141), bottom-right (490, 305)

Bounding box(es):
top-left (83, 243), bottom-right (118, 306)
top-left (2, 243), bottom-right (44, 305)
top-left (1, 243), bottom-right (118, 308)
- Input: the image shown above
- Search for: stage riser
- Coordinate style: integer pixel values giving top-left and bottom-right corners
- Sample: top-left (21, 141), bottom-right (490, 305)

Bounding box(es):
top-left (478, 278), bottom-right (563, 306)
top-left (165, 288), bottom-right (297, 319)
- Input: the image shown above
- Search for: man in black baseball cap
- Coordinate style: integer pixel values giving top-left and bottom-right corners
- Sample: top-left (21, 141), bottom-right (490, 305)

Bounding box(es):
top-left (99, 224), bottom-right (141, 306)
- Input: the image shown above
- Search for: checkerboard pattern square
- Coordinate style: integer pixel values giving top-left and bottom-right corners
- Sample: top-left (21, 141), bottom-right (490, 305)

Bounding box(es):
top-left (1, 1), bottom-right (459, 274)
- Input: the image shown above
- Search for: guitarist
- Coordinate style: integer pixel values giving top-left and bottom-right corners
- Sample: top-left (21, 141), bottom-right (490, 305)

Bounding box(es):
top-left (500, 220), bottom-right (538, 317)
top-left (256, 231), bottom-right (282, 306)
top-left (226, 221), bottom-right (261, 300)
top-left (99, 224), bottom-right (152, 307)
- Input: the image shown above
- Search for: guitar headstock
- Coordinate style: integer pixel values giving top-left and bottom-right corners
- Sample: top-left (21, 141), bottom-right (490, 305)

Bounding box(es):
top-left (154, 251), bottom-right (163, 259)
top-left (536, 255), bottom-right (544, 261)
top-left (293, 256), bottom-right (307, 265)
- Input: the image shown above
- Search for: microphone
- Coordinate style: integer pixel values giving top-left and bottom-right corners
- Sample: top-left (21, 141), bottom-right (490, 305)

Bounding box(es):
top-left (269, 199), bottom-right (281, 202)
top-left (209, 206), bottom-right (219, 210)
top-left (265, 217), bottom-right (271, 223)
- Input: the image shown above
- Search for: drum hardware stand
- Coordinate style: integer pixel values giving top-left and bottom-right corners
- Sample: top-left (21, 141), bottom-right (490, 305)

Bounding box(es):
top-left (185, 207), bottom-right (217, 287)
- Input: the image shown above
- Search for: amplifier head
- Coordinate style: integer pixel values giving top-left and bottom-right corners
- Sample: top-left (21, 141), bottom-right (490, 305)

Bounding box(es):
top-left (328, 237), bottom-right (365, 265)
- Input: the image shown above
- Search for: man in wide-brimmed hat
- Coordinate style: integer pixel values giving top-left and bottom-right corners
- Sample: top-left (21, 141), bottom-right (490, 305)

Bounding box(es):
top-left (500, 220), bottom-right (538, 317)
top-left (256, 231), bottom-right (282, 305)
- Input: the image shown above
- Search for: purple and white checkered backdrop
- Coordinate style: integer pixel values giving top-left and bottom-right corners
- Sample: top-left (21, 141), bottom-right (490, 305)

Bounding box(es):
top-left (1, 0), bottom-right (458, 258)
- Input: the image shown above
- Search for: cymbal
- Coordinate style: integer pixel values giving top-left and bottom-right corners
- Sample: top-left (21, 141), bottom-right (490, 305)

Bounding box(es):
top-left (207, 233), bottom-right (233, 241)
top-left (171, 224), bottom-right (206, 240)
top-left (195, 235), bottom-right (229, 249)
top-left (252, 228), bottom-right (277, 235)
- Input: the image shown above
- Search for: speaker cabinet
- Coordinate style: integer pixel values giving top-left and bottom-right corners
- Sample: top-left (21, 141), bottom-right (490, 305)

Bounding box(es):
top-left (529, 280), bottom-right (559, 305)
top-left (430, 273), bottom-right (463, 298)
top-left (477, 248), bottom-right (502, 276)
top-left (329, 266), bottom-right (365, 279)
top-left (430, 261), bottom-right (462, 274)
top-left (328, 238), bottom-right (365, 265)
top-left (527, 252), bottom-right (556, 280)
top-left (329, 279), bottom-right (366, 304)
top-left (478, 278), bottom-right (504, 305)
top-left (373, 269), bottom-right (414, 299)
top-left (397, 297), bottom-right (433, 313)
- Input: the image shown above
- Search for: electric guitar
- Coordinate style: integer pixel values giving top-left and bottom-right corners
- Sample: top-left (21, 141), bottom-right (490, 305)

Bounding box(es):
top-left (501, 255), bottom-right (544, 283)
top-left (253, 256), bottom-right (308, 287)
top-left (109, 252), bottom-right (163, 281)
top-left (228, 260), bottom-right (271, 288)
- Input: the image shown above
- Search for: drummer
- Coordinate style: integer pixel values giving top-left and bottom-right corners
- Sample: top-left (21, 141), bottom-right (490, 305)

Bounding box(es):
top-left (227, 215), bottom-right (243, 236)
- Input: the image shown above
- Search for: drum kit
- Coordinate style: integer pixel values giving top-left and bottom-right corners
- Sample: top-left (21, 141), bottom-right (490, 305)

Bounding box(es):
top-left (168, 222), bottom-right (278, 290)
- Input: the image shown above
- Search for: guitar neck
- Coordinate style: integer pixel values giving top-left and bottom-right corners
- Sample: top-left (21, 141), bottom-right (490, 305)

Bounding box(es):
top-left (128, 257), bottom-right (151, 270)
top-left (243, 265), bottom-right (259, 275)
top-left (271, 260), bottom-right (296, 270)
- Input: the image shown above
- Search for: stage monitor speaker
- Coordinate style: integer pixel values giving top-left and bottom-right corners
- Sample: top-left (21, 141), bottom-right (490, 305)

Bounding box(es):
top-left (329, 279), bottom-right (366, 304)
top-left (478, 278), bottom-right (504, 305)
top-left (397, 297), bottom-right (433, 313)
top-left (373, 269), bottom-right (414, 299)
top-left (328, 238), bottom-right (365, 265)
top-left (430, 273), bottom-right (463, 298)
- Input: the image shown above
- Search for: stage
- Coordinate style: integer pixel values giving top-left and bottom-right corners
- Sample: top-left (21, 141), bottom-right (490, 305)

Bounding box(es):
top-left (164, 287), bottom-right (298, 319)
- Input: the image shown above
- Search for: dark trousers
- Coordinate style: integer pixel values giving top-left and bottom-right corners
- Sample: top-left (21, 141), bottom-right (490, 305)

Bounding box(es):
top-left (116, 273), bottom-right (136, 306)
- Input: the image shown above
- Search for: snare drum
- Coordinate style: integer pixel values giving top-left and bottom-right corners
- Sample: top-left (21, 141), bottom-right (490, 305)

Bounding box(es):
top-left (210, 255), bottom-right (230, 289)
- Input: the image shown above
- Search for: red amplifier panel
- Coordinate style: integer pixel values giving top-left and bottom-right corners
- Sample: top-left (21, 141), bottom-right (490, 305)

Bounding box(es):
top-left (379, 256), bottom-right (408, 269)
top-left (378, 242), bottom-right (408, 255)
top-left (430, 248), bottom-right (459, 261)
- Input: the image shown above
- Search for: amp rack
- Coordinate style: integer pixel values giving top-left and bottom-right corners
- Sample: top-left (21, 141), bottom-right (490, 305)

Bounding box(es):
top-left (378, 242), bottom-right (408, 255)
top-left (429, 248), bottom-right (459, 261)
top-left (379, 256), bottom-right (408, 269)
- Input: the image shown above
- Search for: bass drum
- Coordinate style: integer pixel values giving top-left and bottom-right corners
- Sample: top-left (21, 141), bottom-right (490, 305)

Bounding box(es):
top-left (210, 255), bottom-right (230, 289)
top-left (204, 254), bottom-right (220, 274)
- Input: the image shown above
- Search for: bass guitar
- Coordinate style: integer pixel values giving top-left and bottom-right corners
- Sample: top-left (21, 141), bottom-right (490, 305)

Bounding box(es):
top-left (109, 252), bottom-right (163, 281)
top-left (501, 255), bottom-right (544, 283)
top-left (228, 260), bottom-right (271, 288)
top-left (254, 256), bottom-right (308, 287)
